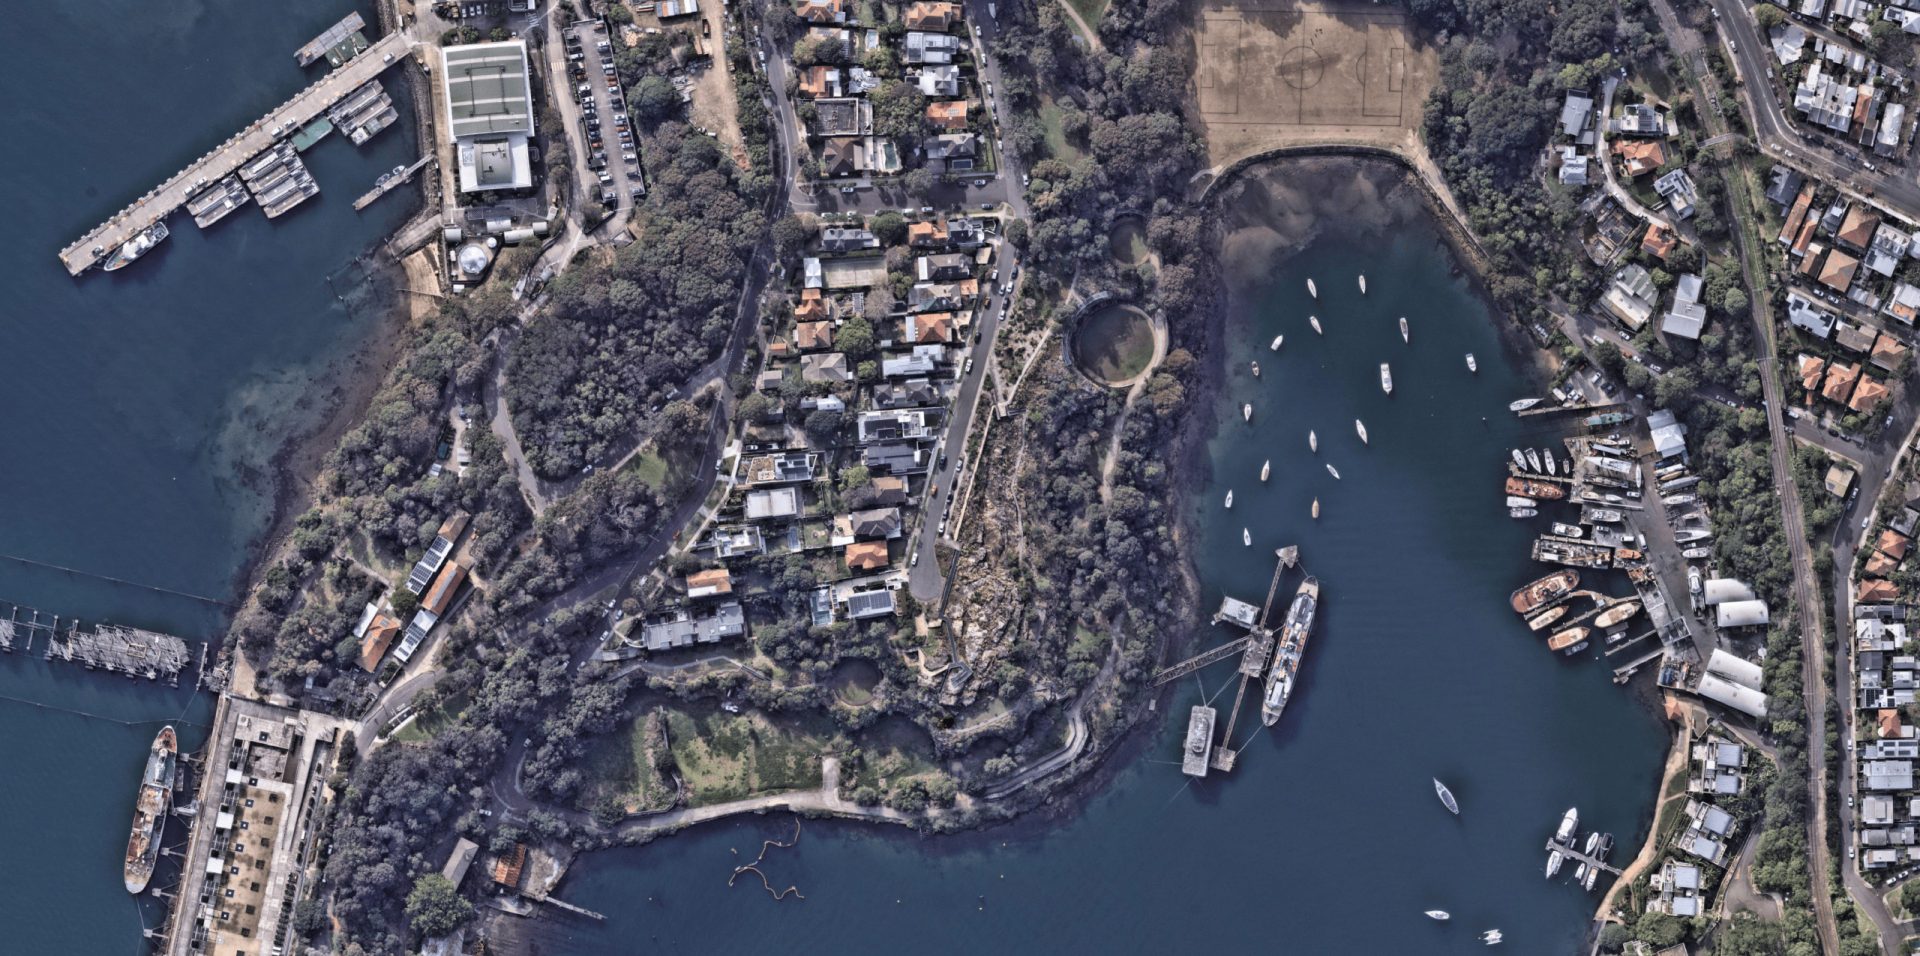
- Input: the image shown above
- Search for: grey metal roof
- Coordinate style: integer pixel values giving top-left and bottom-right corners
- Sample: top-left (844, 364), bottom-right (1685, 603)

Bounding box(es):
top-left (442, 42), bottom-right (533, 139)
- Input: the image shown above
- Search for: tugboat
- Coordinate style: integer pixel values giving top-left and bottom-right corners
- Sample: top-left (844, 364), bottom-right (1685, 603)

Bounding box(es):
top-left (1260, 577), bottom-right (1320, 726)
top-left (124, 726), bottom-right (178, 894)
top-left (102, 220), bottom-right (170, 272)
top-left (1380, 363), bottom-right (1394, 395)
top-left (1511, 570), bottom-right (1580, 614)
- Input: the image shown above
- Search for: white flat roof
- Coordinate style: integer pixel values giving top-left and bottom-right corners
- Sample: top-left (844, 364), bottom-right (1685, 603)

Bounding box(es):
top-left (442, 41), bottom-right (534, 139)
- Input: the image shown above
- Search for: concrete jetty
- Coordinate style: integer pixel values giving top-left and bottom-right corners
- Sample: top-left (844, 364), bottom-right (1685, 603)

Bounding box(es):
top-left (57, 30), bottom-right (413, 276)
top-left (296, 12), bottom-right (368, 68)
top-left (352, 154), bottom-right (435, 211)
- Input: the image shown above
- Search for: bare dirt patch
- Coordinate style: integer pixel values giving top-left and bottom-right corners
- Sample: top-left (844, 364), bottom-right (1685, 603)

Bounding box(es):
top-left (1194, 0), bottom-right (1438, 169)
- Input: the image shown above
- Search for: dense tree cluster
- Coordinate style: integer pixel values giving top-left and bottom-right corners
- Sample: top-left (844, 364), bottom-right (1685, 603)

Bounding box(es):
top-left (505, 124), bottom-right (766, 478)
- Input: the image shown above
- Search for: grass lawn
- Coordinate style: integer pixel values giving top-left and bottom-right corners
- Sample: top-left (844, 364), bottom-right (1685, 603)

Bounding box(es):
top-left (390, 691), bottom-right (469, 743)
top-left (1064, 0), bottom-right (1108, 33)
top-left (577, 710), bottom-right (675, 814)
top-left (623, 443), bottom-right (691, 495)
top-left (665, 707), bottom-right (832, 806)
top-left (1039, 98), bottom-right (1084, 163)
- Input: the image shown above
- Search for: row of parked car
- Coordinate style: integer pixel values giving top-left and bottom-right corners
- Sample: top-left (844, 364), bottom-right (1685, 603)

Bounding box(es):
top-left (566, 28), bottom-right (644, 202)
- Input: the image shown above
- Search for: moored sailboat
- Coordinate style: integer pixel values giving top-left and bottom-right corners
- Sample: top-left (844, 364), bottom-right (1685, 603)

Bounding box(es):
top-left (1307, 278), bottom-right (1318, 298)
top-left (1400, 316), bottom-right (1409, 343)
top-left (1260, 460), bottom-right (1271, 482)
top-left (1358, 274), bottom-right (1367, 294)
top-left (1355, 419), bottom-right (1368, 444)
top-left (1325, 463), bottom-right (1341, 479)
top-left (1309, 315), bottom-right (1323, 335)
top-left (1434, 778), bottom-right (1459, 815)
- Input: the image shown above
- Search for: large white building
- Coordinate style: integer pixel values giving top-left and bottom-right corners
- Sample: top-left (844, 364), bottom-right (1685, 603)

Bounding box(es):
top-left (441, 41), bottom-right (535, 194)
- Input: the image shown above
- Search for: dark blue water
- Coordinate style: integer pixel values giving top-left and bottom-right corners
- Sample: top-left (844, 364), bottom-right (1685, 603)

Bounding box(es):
top-left (541, 176), bottom-right (1671, 953)
top-left (0, 2), bottom-right (414, 949)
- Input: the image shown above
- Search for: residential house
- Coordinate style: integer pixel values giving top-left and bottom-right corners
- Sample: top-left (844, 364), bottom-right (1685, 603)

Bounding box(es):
top-left (796, 0), bottom-right (849, 23)
top-left (1878, 102), bottom-right (1907, 158)
top-left (1795, 62), bottom-right (1857, 132)
top-left (844, 588), bottom-right (896, 619)
top-left (857, 409), bottom-right (935, 443)
top-left (863, 442), bottom-right (927, 474)
top-left (1560, 91), bottom-right (1595, 141)
top-left (796, 320), bottom-right (835, 351)
top-left (794, 286), bottom-right (829, 321)
top-left (1662, 273), bottom-right (1708, 340)
top-left (1836, 320), bottom-right (1876, 353)
top-left (902, 31), bottom-right (961, 64)
top-left (881, 344), bottom-right (946, 377)
top-left (1613, 103), bottom-right (1669, 137)
top-left (916, 253), bottom-right (972, 281)
top-left (685, 568), bottom-right (733, 599)
top-left (1612, 139), bottom-right (1666, 176)
top-left (870, 475), bottom-right (909, 505)
top-left (1788, 291), bottom-right (1837, 338)
top-left (358, 612), bottom-right (403, 673)
top-left (851, 507), bottom-right (903, 539)
top-left (821, 136), bottom-right (864, 177)
top-left (796, 65), bottom-right (841, 98)
top-left (914, 64), bottom-right (961, 97)
top-left (906, 311), bottom-right (954, 344)
top-left (1765, 164), bottom-right (1806, 209)
top-left (744, 487), bottom-right (801, 521)
top-left (925, 132), bottom-right (977, 164)
top-left (874, 378), bottom-right (939, 408)
top-left (801, 352), bottom-right (852, 383)
top-left (638, 602), bottom-right (746, 651)
top-left (844, 540), bottom-right (890, 571)
top-left (742, 451), bottom-right (819, 485)
top-left (1868, 222), bottom-right (1911, 276)
top-left (709, 525), bottom-right (766, 558)
top-left (1778, 184), bottom-right (1814, 247)
top-left (1821, 248), bottom-right (1861, 293)
top-left (926, 100), bottom-right (969, 130)
top-left (813, 97), bottom-right (871, 137)
top-left (820, 225), bottom-right (879, 252)
top-left (908, 219), bottom-right (949, 247)
top-left (1799, 353), bottom-right (1828, 393)
top-left (903, 0), bottom-right (961, 30)
top-left (1824, 360), bottom-right (1862, 403)
top-left (806, 26), bottom-right (855, 60)
top-left (1642, 221), bottom-right (1678, 260)
top-left (1872, 333), bottom-right (1910, 371)
top-left (1653, 168), bottom-right (1698, 220)
top-left (1853, 374), bottom-right (1891, 412)
top-left (908, 279), bottom-right (976, 311)
top-left (1600, 263), bottom-right (1658, 330)
top-left (1885, 283), bottom-right (1920, 324)
top-left (1838, 204), bottom-right (1880, 251)
top-left (1557, 146), bottom-right (1590, 186)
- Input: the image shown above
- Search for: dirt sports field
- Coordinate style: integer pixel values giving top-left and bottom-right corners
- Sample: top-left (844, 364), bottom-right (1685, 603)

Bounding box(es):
top-left (1194, 0), bottom-right (1438, 169)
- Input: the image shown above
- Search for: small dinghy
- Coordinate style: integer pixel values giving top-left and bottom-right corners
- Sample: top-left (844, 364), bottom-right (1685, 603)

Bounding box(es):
top-left (1251, 360), bottom-right (1261, 378)
top-left (1242, 403), bottom-right (1253, 422)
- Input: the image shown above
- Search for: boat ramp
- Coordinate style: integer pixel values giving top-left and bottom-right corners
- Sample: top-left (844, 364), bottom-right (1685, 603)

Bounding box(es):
top-left (56, 29), bottom-right (412, 276)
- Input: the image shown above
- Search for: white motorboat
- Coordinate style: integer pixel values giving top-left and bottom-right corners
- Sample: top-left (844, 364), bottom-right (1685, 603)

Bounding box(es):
top-left (1325, 463), bottom-right (1341, 479)
top-left (1307, 278), bottom-right (1318, 298)
top-left (1309, 430), bottom-right (1318, 452)
top-left (1482, 930), bottom-right (1503, 946)
top-left (1399, 316), bottom-right (1408, 343)
top-left (1426, 910), bottom-right (1450, 921)
top-left (1510, 507), bottom-right (1538, 518)
top-left (1242, 403), bottom-right (1253, 422)
top-left (1466, 353), bottom-right (1477, 373)
top-left (1508, 398), bottom-right (1543, 412)
top-left (1574, 862), bottom-right (1589, 883)
top-left (1551, 522), bottom-right (1584, 538)
top-left (1270, 334), bottom-right (1284, 350)
top-left (1380, 363), bottom-right (1393, 395)
top-left (1225, 490), bottom-right (1234, 509)
top-left (1309, 315), bottom-right (1323, 335)
top-left (1260, 460), bottom-right (1271, 482)
top-left (1506, 496), bottom-right (1537, 509)
top-left (1545, 850), bottom-right (1563, 878)
top-left (1355, 419), bottom-right (1368, 444)
top-left (1554, 807), bottom-right (1579, 843)
top-left (1243, 528), bottom-right (1251, 547)
top-left (1434, 778), bottom-right (1459, 815)
top-left (1251, 361), bottom-right (1261, 377)
top-left (1358, 274), bottom-right (1367, 294)
top-left (1311, 498), bottom-right (1320, 519)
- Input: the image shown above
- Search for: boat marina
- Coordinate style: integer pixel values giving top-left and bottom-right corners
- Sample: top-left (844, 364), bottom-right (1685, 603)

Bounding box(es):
top-left (183, 175), bottom-right (251, 229)
top-left (326, 79), bottom-right (399, 145)
top-left (55, 29), bottom-right (413, 276)
top-left (239, 142), bottom-right (320, 219)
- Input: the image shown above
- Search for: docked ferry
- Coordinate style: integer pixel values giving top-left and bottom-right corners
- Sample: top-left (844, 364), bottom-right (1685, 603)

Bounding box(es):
top-left (124, 725), bottom-right (178, 893)
top-left (1261, 577), bottom-right (1320, 726)
top-left (102, 220), bottom-right (170, 272)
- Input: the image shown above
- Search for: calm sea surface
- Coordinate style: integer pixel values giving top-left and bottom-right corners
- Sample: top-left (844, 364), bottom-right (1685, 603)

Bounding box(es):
top-left (537, 196), bottom-right (1673, 952)
top-left (0, 2), bottom-right (413, 950)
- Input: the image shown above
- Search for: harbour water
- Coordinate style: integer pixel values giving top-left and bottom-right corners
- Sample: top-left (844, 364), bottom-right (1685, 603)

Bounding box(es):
top-left (0, 1), bottom-right (413, 949)
top-left (534, 164), bottom-right (1672, 953)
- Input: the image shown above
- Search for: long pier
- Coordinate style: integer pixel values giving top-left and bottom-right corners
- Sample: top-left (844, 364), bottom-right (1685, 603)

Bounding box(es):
top-left (353, 154), bottom-right (436, 210)
top-left (57, 30), bottom-right (413, 276)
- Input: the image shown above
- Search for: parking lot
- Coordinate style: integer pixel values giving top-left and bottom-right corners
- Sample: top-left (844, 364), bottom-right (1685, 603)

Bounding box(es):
top-left (563, 20), bottom-right (645, 212)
